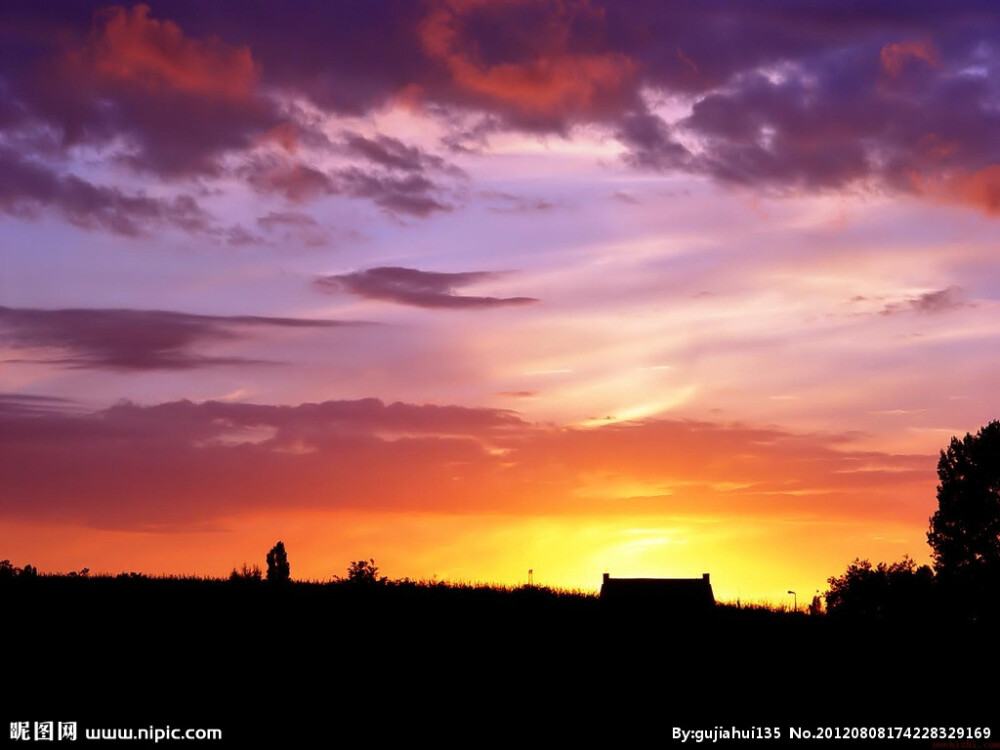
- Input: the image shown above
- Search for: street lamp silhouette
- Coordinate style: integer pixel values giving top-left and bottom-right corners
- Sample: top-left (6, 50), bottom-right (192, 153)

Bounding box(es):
top-left (787, 590), bottom-right (797, 612)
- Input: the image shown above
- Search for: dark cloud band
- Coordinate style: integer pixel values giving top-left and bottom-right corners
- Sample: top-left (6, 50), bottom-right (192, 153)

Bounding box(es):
top-left (0, 306), bottom-right (363, 370)
top-left (316, 266), bottom-right (538, 309)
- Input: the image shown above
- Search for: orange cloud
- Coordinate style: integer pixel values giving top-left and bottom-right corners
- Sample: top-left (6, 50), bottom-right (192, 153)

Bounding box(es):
top-left (82, 4), bottom-right (257, 99)
top-left (0, 398), bottom-right (935, 530)
top-left (419, 0), bottom-right (638, 122)
top-left (879, 40), bottom-right (939, 78)
top-left (947, 165), bottom-right (1000, 215)
top-left (911, 165), bottom-right (1000, 216)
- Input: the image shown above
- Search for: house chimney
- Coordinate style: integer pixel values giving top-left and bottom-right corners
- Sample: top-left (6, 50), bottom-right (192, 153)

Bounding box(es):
top-left (702, 573), bottom-right (710, 582)
top-left (603, 573), bottom-right (610, 584)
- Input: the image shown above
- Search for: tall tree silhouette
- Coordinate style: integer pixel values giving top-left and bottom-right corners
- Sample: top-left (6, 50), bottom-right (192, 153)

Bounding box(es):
top-left (928, 420), bottom-right (1000, 619)
top-left (928, 421), bottom-right (1000, 581)
top-left (266, 541), bottom-right (290, 583)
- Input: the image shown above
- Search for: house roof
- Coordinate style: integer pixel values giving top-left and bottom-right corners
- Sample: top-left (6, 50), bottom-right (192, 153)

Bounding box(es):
top-left (600, 573), bottom-right (716, 609)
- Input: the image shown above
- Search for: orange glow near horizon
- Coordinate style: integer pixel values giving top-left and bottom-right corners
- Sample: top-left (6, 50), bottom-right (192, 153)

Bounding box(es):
top-left (0, 390), bottom-right (946, 604)
top-left (3, 500), bottom-right (936, 606)
top-left (0, 396), bottom-right (943, 604)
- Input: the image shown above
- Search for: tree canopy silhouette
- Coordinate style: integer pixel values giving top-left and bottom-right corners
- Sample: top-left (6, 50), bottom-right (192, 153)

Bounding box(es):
top-left (825, 557), bottom-right (933, 620)
top-left (266, 541), bottom-right (290, 583)
top-left (928, 420), bottom-right (1000, 586)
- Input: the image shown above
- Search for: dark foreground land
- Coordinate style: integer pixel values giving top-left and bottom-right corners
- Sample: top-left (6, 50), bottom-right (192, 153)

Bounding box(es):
top-left (4, 577), bottom-right (998, 747)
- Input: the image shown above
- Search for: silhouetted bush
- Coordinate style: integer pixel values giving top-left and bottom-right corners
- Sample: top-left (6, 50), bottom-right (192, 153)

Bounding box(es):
top-left (230, 563), bottom-right (262, 582)
top-left (807, 594), bottom-right (824, 616)
top-left (339, 558), bottom-right (387, 585)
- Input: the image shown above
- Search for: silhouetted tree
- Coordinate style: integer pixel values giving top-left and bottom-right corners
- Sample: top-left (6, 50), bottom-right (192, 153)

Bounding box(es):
top-left (342, 558), bottom-right (386, 585)
top-left (0, 560), bottom-right (17, 581)
top-left (825, 557), bottom-right (933, 620)
top-left (266, 541), bottom-right (290, 583)
top-left (807, 594), bottom-right (824, 616)
top-left (1, 561), bottom-right (46, 580)
top-left (928, 421), bottom-right (1000, 588)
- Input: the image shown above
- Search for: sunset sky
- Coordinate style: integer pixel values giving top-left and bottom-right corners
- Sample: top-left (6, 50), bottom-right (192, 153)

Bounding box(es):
top-left (2, 1), bottom-right (999, 602)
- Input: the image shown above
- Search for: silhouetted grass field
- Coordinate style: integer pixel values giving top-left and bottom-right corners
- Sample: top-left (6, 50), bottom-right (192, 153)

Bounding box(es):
top-left (5, 575), bottom-right (997, 747)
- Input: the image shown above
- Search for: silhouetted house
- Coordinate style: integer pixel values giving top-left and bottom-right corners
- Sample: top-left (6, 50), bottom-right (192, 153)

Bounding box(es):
top-left (600, 573), bottom-right (715, 616)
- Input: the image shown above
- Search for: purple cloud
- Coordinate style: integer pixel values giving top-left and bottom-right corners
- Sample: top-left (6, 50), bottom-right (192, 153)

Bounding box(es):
top-left (1, 1), bottom-right (998, 215)
top-left (334, 168), bottom-right (453, 217)
top-left (341, 131), bottom-right (459, 175)
top-left (316, 267), bottom-right (539, 309)
top-left (880, 286), bottom-right (973, 316)
top-left (0, 149), bottom-right (210, 236)
top-left (256, 211), bottom-right (318, 231)
top-left (0, 306), bottom-right (363, 370)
